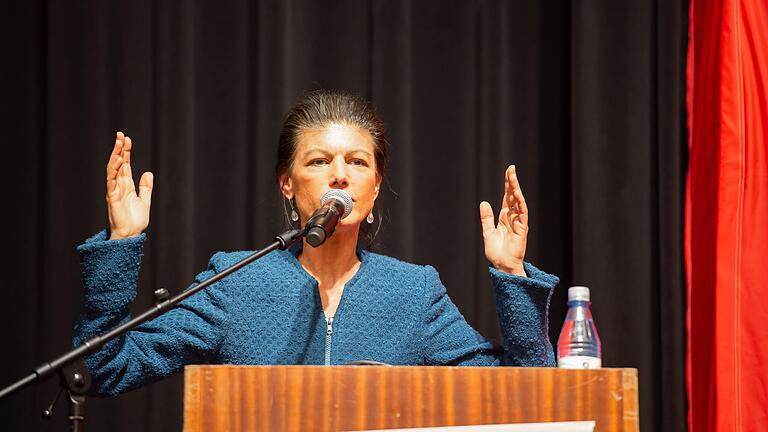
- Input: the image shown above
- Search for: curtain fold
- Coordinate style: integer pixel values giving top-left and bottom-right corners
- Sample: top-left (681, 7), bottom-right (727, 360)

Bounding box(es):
top-left (686, 0), bottom-right (768, 430)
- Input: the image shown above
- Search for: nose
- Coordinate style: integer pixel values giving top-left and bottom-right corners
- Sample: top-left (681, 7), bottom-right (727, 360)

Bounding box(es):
top-left (329, 157), bottom-right (349, 189)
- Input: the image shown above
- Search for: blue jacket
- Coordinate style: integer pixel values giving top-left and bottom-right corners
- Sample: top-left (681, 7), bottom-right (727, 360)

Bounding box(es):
top-left (73, 230), bottom-right (559, 396)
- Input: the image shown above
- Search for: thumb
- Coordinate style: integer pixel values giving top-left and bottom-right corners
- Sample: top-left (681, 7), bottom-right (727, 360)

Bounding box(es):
top-left (139, 171), bottom-right (154, 205)
top-left (479, 201), bottom-right (496, 235)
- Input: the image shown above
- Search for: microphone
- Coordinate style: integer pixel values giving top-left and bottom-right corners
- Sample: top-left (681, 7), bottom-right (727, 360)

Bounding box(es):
top-left (305, 189), bottom-right (354, 247)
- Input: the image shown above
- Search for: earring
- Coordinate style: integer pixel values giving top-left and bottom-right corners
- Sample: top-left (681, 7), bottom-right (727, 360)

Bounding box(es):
top-left (366, 212), bottom-right (374, 224)
top-left (288, 198), bottom-right (299, 222)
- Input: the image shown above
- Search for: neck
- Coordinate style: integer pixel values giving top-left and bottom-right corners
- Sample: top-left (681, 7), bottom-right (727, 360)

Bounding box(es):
top-left (298, 225), bottom-right (361, 284)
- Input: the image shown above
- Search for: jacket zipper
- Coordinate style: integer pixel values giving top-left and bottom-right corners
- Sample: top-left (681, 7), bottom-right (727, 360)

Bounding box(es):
top-left (325, 316), bottom-right (334, 366)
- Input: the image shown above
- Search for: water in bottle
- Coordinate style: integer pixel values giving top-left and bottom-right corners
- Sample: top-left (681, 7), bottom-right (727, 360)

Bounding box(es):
top-left (557, 286), bottom-right (602, 368)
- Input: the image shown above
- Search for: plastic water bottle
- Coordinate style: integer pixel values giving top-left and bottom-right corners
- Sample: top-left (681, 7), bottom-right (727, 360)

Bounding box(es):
top-left (557, 286), bottom-right (602, 368)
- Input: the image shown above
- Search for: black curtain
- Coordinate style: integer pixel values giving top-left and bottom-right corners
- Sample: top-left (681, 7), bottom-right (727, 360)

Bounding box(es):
top-left (1, 1), bottom-right (687, 431)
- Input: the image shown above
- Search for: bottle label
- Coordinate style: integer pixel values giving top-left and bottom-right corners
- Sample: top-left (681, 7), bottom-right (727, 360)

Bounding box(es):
top-left (557, 356), bottom-right (602, 369)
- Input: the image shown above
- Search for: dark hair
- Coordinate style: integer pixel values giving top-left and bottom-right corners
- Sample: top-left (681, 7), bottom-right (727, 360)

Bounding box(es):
top-left (275, 90), bottom-right (388, 181)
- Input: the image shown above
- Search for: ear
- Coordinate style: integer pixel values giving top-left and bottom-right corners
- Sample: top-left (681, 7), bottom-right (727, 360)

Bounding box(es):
top-left (373, 176), bottom-right (382, 200)
top-left (279, 175), bottom-right (294, 200)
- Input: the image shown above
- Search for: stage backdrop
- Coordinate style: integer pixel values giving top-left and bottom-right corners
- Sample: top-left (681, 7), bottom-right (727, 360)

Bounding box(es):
top-left (1, 1), bottom-right (687, 431)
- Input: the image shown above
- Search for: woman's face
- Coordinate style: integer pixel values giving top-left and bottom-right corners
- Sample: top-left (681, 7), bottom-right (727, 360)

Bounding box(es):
top-left (280, 123), bottom-right (380, 231)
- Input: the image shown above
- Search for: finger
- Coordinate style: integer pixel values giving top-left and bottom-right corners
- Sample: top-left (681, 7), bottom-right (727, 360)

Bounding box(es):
top-left (497, 192), bottom-right (509, 224)
top-left (111, 136), bottom-right (124, 158)
top-left (121, 135), bottom-right (132, 166)
top-left (106, 154), bottom-right (123, 180)
top-left (498, 206), bottom-right (510, 230)
top-left (508, 188), bottom-right (530, 231)
top-left (506, 185), bottom-right (525, 215)
top-left (515, 206), bottom-right (529, 229)
top-left (116, 162), bottom-right (137, 198)
top-left (121, 158), bottom-right (134, 181)
top-left (112, 133), bottom-right (125, 160)
top-left (512, 218), bottom-right (529, 236)
top-left (138, 171), bottom-right (154, 205)
top-left (107, 133), bottom-right (126, 195)
top-left (479, 201), bottom-right (496, 234)
top-left (506, 165), bottom-right (527, 214)
top-left (512, 187), bottom-right (529, 216)
top-left (500, 181), bottom-right (511, 213)
top-left (499, 165), bottom-right (516, 213)
top-left (506, 164), bottom-right (519, 187)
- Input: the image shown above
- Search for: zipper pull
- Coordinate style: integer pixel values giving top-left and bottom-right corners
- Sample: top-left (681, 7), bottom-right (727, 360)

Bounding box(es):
top-left (326, 316), bottom-right (334, 336)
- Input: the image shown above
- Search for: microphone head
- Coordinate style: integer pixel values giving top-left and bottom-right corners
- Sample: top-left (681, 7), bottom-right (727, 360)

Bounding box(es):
top-left (320, 189), bottom-right (353, 219)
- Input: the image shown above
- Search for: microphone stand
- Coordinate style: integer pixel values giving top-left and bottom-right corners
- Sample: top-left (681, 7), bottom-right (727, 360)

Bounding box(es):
top-left (0, 228), bottom-right (304, 431)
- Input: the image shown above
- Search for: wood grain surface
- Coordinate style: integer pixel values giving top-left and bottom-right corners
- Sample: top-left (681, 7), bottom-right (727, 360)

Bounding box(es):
top-left (183, 366), bottom-right (638, 432)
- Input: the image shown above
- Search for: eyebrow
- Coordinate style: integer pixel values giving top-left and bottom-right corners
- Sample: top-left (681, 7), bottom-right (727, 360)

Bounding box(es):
top-left (301, 148), bottom-right (374, 157)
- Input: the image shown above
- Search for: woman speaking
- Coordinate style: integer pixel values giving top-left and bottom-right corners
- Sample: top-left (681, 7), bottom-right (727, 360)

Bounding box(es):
top-left (73, 90), bottom-right (559, 396)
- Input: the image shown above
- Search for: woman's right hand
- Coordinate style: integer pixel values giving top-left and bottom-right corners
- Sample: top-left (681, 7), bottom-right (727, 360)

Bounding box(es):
top-left (106, 131), bottom-right (154, 240)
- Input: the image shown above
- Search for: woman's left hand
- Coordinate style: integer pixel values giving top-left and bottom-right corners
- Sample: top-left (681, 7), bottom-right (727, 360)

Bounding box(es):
top-left (479, 165), bottom-right (529, 277)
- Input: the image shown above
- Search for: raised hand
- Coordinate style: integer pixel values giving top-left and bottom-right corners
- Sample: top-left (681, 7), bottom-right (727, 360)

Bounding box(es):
top-left (479, 165), bottom-right (528, 277)
top-left (106, 131), bottom-right (154, 240)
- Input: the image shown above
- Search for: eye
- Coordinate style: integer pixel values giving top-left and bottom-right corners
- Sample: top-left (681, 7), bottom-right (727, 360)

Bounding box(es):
top-left (309, 158), bottom-right (328, 167)
top-left (349, 158), bottom-right (368, 167)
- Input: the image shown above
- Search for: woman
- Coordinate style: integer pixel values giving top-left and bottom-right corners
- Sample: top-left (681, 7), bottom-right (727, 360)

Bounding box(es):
top-left (74, 90), bottom-right (558, 396)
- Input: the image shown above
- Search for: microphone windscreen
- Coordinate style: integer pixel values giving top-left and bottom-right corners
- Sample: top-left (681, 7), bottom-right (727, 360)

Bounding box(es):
top-left (320, 189), bottom-right (353, 219)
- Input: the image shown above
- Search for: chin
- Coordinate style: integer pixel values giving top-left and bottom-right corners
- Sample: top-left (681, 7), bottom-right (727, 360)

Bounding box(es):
top-left (336, 217), bottom-right (364, 230)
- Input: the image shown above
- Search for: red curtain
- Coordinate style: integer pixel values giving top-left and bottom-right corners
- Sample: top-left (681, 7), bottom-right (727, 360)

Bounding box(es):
top-left (686, 0), bottom-right (768, 430)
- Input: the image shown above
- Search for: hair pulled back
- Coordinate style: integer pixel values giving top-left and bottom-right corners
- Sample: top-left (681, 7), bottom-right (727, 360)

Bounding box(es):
top-left (275, 90), bottom-right (388, 182)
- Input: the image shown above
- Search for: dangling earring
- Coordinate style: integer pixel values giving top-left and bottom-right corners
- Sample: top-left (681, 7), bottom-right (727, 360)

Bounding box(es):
top-left (289, 199), bottom-right (299, 222)
top-left (366, 212), bottom-right (374, 224)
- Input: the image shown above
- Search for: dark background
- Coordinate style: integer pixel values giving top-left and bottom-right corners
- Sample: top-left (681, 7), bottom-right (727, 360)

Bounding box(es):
top-left (1, 1), bottom-right (687, 431)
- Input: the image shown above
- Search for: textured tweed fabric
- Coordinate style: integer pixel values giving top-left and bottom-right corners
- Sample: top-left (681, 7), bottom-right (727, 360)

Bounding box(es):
top-left (73, 230), bottom-right (559, 396)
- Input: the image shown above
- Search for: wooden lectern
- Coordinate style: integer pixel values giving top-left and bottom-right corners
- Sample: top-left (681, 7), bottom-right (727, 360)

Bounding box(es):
top-left (184, 365), bottom-right (638, 432)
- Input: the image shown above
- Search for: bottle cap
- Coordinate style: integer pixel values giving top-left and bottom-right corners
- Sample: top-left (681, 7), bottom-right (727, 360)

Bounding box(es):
top-left (568, 286), bottom-right (590, 301)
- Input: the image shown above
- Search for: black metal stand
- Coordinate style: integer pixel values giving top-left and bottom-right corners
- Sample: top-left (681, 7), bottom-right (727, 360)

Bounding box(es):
top-left (0, 228), bottom-right (304, 430)
top-left (41, 360), bottom-right (91, 431)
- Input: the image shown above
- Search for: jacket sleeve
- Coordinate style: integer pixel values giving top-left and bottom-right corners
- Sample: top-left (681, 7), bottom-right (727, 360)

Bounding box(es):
top-left (72, 230), bottom-right (229, 396)
top-left (489, 262), bottom-right (558, 366)
top-left (419, 262), bottom-right (557, 367)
